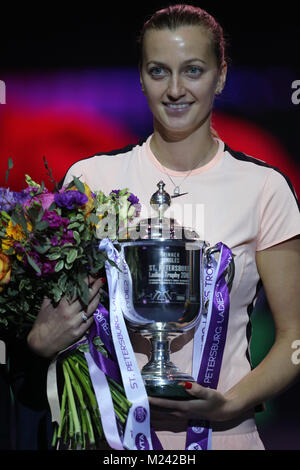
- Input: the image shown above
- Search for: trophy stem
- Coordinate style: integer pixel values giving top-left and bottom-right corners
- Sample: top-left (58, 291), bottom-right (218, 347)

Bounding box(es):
top-left (145, 330), bottom-right (177, 373)
top-left (141, 329), bottom-right (195, 399)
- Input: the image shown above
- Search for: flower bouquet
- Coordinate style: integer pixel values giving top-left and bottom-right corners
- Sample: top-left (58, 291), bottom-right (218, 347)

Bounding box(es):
top-left (0, 158), bottom-right (140, 449)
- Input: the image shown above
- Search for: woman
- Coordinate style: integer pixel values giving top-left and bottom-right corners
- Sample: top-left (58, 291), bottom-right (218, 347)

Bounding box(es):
top-left (27, 5), bottom-right (300, 450)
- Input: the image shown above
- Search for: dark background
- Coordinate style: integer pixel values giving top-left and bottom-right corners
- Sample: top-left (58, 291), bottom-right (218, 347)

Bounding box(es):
top-left (0, 0), bottom-right (299, 451)
top-left (1, 2), bottom-right (300, 69)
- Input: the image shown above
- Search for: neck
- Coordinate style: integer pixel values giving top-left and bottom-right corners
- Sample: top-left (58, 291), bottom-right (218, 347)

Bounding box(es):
top-left (150, 120), bottom-right (218, 172)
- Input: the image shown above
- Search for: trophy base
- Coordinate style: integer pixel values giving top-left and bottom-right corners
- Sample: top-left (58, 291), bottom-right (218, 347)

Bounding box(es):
top-left (146, 382), bottom-right (195, 400)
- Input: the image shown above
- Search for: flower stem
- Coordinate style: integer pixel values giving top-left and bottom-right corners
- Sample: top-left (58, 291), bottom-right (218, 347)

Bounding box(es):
top-left (62, 361), bottom-right (81, 441)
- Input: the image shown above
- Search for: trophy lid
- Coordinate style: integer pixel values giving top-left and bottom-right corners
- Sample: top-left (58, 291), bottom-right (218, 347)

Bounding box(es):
top-left (150, 180), bottom-right (171, 218)
top-left (122, 181), bottom-right (199, 241)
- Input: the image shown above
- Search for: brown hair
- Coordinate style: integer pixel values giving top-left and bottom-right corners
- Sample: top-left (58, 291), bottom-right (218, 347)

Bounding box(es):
top-left (137, 4), bottom-right (227, 69)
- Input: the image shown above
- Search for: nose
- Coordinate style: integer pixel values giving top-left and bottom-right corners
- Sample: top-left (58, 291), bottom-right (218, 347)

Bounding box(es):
top-left (167, 74), bottom-right (186, 101)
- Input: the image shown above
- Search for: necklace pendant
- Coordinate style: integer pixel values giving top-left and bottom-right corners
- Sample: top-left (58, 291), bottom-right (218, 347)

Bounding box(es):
top-left (171, 191), bottom-right (189, 199)
top-left (174, 186), bottom-right (180, 196)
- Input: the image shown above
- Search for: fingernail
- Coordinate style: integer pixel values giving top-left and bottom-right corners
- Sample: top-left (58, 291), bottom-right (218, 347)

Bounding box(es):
top-left (100, 277), bottom-right (106, 284)
top-left (184, 382), bottom-right (193, 390)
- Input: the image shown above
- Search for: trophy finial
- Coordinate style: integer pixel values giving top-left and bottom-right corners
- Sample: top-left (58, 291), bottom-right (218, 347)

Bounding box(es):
top-left (150, 181), bottom-right (171, 218)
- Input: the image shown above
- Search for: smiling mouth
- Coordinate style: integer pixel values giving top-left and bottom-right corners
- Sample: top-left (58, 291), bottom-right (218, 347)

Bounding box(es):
top-left (163, 102), bottom-right (194, 109)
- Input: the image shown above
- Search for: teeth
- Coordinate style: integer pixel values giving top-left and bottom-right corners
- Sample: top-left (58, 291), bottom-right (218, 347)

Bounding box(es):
top-left (165, 103), bottom-right (190, 109)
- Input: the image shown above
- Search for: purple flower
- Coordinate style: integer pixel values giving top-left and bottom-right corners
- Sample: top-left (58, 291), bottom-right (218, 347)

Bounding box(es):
top-left (110, 190), bottom-right (121, 197)
top-left (61, 229), bottom-right (75, 245)
top-left (109, 190), bottom-right (139, 206)
top-left (42, 261), bottom-right (57, 275)
top-left (128, 193), bottom-right (139, 206)
top-left (50, 235), bottom-right (59, 247)
top-left (39, 192), bottom-right (55, 210)
top-left (54, 190), bottom-right (88, 209)
top-left (28, 250), bottom-right (57, 277)
top-left (42, 210), bottom-right (69, 228)
top-left (0, 188), bottom-right (29, 212)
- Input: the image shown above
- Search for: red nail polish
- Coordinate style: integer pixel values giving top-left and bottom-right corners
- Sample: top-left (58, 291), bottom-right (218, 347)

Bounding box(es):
top-left (184, 382), bottom-right (193, 390)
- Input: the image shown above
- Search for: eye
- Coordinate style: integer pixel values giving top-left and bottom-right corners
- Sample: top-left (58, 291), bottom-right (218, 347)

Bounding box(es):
top-left (185, 66), bottom-right (203, 77)
top-left (148, 66), bottom-right (168, 79)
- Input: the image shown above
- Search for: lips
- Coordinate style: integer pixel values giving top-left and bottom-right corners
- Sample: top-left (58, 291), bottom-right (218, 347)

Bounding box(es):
top-left (163, 102), bottom-right (194, 109)
top-left (162, 102), bottom-right (194, 113)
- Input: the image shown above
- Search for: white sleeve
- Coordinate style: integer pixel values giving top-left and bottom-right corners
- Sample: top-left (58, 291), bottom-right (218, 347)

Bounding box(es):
top-left (256, 169), bottom-right (300, 251)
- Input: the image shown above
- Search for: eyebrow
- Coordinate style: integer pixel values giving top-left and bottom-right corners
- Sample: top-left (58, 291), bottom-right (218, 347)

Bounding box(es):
top-left (146, 58), bottom-right (207, 66)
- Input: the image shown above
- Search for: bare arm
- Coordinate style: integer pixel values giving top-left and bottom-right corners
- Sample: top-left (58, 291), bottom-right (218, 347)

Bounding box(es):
top-left (222, 236), bottom-right (300, 417)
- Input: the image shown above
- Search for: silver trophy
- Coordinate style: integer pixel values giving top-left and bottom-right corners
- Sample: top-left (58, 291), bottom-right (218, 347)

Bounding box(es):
top-left (117, 181), bottom-right (234, 398)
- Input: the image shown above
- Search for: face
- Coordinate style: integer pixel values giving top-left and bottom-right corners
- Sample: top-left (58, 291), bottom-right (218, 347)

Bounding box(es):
top-left (140, 26), bottom-right (227, 137)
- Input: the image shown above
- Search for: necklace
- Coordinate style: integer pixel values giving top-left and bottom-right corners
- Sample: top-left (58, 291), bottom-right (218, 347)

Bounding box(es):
top-left (157, 141), bottom-right (215, 198)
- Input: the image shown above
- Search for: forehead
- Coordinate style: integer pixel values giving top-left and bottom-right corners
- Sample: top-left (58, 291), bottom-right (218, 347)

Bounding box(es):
top-left (142, 25), bottom-right (215, 64)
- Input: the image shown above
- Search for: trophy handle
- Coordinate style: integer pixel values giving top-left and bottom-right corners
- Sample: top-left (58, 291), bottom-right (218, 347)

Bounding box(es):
top-left (204, 245), bottom-right (235, 293)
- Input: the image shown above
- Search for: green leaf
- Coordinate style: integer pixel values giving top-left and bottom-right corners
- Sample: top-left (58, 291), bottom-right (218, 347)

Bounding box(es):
top-left (25, 174), bottom-right (40, 189)
top-left (11, 211), bottom-right (27, 233)
top-left (47, 252), bottom-right (62, 260)
top-left (78, 280), bottom-right (90, 306)
top-left (5, 157), bottom-right (13, 184)
top-left (34, 243), bottom-right (51, 254)
top-left (54, 260), bottom-right (64, 272)
top-left (87, 213), bottom-right (99, 225)
top-left (92, 337), bottom-right (108, 357)
top-left (67, 222), bottom-right (80, 230)
top-left (73, 231), bottom-right (81, 244)
top-left (72, 176), bottom-right (85, 194)
top-left (35, 220), bottom-right (49, 231)
top-left (57, 272), bottom-right (68, 291)
top-left (52, 286), bottom-right (63, 303)
top-left (26, 255), bottom-right (41, 275)
top-left (66, 248), bottom-right (78, 264)
top-left (78, 344), bottom-right (90, 353)
top-left (19, 279), bottom-right (28, 291)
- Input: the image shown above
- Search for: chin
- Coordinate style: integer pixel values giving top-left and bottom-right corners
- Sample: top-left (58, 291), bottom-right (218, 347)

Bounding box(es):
top-left (156, 118), bottom-right (205, 139)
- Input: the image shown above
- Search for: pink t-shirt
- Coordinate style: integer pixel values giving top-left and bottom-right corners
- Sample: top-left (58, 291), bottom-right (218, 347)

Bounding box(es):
top-left (64, 136), bottom-right (300, 450)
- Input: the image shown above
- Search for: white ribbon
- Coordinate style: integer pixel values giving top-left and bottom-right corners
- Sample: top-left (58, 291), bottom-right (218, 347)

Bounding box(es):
top-left (99, 238), bottom-right (153, 450)
top-left (84, 351), bottom-right (124, 450)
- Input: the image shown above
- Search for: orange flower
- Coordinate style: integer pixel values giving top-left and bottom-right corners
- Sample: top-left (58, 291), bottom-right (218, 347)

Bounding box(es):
top-left (1, 219), bottom-right (31, 253)
top-left (0, 252), bottom-right (12, 290)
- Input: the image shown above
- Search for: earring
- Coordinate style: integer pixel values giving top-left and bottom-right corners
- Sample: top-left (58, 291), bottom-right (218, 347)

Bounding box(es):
top-left (215, 88), bottom-right (223, 95)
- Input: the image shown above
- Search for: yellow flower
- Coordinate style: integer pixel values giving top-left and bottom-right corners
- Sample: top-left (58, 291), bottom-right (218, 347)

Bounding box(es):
top-left (68, 182), bottom-right (94, 215)
top-left (1, 219), bottom-right (32, 253)
top-left (82, 183), bottom-right (95, 215)
top-left (0, 252), bottom-right (12, 290)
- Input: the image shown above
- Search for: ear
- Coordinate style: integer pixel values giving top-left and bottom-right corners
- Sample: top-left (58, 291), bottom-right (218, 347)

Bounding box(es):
top-left (139, 69), bottom-right (145, 94)
top-left (216, 61), bottom-right (227, 94)
top-left (139, 62), bottom-right (145, 93)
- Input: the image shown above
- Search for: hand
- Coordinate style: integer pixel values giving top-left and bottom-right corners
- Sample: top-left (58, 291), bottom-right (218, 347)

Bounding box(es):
top-left (27, 276), bottom-right (103, 358)
top-left (149, 382), bottom-right (237, 427)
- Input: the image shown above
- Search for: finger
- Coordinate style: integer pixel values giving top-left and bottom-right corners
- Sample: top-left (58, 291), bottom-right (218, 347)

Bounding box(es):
top-left (76, 313), bottom-right (95, 336)
top-left (40, 296), bottom-right (52, 310)
top-left (66, 278), bottom-right (102, 313)
top-left (149, 396), bottom-right (189, 411)
top-left (89, 277), bottom-right (104, 300)
top-left (74, 292), bottom-right (100, 325)
top-left (177, 382), bottom-right (211, 399)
